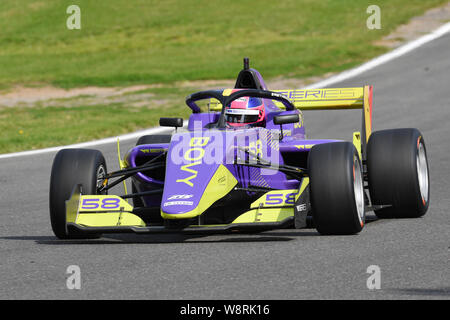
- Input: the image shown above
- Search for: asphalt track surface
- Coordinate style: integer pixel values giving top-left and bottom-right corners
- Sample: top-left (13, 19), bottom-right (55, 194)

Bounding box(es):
top-left (1, 34), bottom-right (449, 300)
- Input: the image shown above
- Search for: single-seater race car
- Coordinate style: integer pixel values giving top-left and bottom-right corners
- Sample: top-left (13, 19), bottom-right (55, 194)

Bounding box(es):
top-left (49, 58), bottom-right (430, 239)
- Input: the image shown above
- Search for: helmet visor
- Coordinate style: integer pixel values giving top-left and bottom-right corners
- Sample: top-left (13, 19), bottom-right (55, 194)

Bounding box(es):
top-left (225, 108), bottom-right (260, 124)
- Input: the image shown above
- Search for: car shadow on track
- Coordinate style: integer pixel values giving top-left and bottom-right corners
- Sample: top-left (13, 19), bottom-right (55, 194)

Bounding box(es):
top-left (0, 230), bottom-right (320, 245)
top-left (384, 287), bottom-right (450, 298)
top-left (1, 215), bottom-right (381, 245)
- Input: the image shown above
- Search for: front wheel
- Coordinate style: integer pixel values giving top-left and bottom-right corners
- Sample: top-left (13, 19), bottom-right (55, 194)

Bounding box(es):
top-left (308, 142), bottom-right (365, 235)
top-left (49, 149), bottom-right (106, 239)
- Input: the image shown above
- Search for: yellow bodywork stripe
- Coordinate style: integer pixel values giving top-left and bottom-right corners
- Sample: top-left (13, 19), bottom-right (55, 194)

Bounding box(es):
top-left (208, 98), bottom-right (222, 111)
top-left (222, 89), bottom-right (233, 96)
top-left (73, 195), bottom-right (145, 227)
top-left (232, 207), bottom-right (293, 224)
top-left (208, 87), bottom-right (367, 112)
top-left (294, 177), bottom-right (309, 201)
top-left (273, 88), bottom-right (364, 110)
top-left (353, 131), bottom-right (362, 160)
top-left (363, 85), bottom-right (372, 143)
top-left (117, 138), bottom-right (128, 195)
top-left (232, 183), bottom-right (310, 224)
top-left (66, 188), bottom-right (81, 224)
top-left (250, 189), bottom-right (297, 208)
top-left (77, 195), bottom-right (133, 212)
top-left (248, 189), bottom-right (296, 223)
top-left (76, 212), bottom-right (145, 227)
top-left (161, 164), bottom-right (238, 219)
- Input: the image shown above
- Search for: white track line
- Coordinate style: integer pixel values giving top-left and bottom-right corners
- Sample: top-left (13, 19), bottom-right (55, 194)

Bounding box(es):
top-left (0, 126), bottom-right (169, 159)
top-left (2, 21), bottom-right (450, 160)
top-left (303, 21), bottom-right (450, 89)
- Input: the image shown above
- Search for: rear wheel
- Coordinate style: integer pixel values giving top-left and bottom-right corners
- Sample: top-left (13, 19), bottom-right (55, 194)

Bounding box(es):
top-left (49, 149), bottom-right (106, 239)
top-left (136, 134), bottom-right (171, 146)
top-left (308, 142), bottom-right (365, 235)
top-left (367, 128), bottom-right (429, 218)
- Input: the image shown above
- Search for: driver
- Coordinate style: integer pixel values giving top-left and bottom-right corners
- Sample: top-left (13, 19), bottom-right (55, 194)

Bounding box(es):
top-left (224, 96), bottom-right (266, 128)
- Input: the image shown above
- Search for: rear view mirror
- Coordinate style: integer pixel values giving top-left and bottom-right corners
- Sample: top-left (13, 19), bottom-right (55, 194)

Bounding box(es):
top-left (273, 114), bottom-right (299, 141)
top-left (159, 117), bottom-right (183, 128)
top-left (273, 114), bottom-right (299, 125)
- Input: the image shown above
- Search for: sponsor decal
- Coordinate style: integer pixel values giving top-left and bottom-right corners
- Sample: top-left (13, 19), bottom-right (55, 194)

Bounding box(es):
top-left (176, 137), bottom-right (210, 187)
top-left (294, 144), bottom-right (314, 150)
top-left (294, 181), bottom-right (310, 229)
top-left (81, 197), bottom-right (121, 210)
top-left (225, 108), bottom-right (259, 115)
top-left (168, 194), bottom-right (193, 200)
top-left (265, 193), bottom-right (295, 205)
top-left (164, 201), bottom-right (194, 207)
top-left (140, 148), bottom-right (167, 153)
top-left (277, 88), bottom-right (361, 100)
top-left (271, 92), bottom-right (284, 99)
top-left (217, 175), bottom-right (226, 185)
top-left (294, 114), bottom-right (304, 129)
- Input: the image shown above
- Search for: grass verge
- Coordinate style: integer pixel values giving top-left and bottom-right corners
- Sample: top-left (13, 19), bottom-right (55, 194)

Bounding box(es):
top-left (0, 0), bottom-right (448, 154)
top-left (0, 86), bottom-right (195, 153)
top-left (0, 0), bottom-right (447, 88)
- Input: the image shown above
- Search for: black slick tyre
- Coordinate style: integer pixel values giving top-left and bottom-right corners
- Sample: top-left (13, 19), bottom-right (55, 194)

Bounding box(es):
top-left (49, 149), bottom-right (107, 239)
top-left (308, 142), bottom-right (365, 235)
top-left (367, 128), bottom-right (429, 218)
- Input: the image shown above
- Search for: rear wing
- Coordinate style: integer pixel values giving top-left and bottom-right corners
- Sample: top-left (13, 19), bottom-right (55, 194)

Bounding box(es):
top-left (274, 86), bottom-right (373, 143)
top-left (206, 85), bottom-right (373, 158)
top-left (274, 86), bottom-right (373, 160)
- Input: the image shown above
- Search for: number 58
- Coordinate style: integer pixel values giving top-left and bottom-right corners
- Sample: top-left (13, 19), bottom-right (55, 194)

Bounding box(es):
top-left (81, 198), bottom-right (120, 210)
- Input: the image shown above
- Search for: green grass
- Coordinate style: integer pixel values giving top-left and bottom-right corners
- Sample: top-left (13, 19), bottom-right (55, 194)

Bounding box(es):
top-left (0, 0), bottom-right (447, 88)
top-left (0, 0), bottom-right (448, 153)
top-left (0, 91), bottom-right (192, 153)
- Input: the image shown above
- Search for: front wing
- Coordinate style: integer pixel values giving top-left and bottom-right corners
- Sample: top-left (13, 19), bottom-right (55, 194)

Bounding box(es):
top-left (65, 178), bottom-right (310, 235)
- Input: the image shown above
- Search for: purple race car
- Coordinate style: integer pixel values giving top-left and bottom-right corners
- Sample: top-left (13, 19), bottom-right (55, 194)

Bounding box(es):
top-left (49, 58), bottom-right (430, 238)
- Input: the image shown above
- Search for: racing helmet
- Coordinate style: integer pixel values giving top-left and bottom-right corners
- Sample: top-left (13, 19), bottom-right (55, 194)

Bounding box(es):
top-left (225, 96), bottom-right (265, 128)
